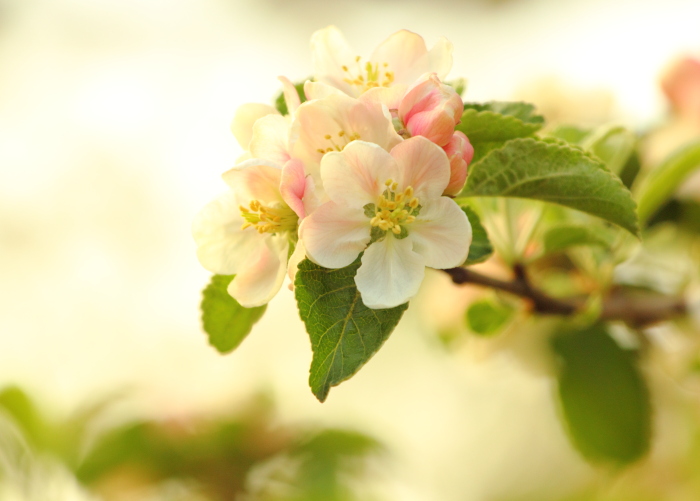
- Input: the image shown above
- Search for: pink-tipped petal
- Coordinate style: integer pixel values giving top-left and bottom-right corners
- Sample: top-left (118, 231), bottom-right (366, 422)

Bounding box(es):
top-left (228, 235), bottom-right (289, 307)
top-left (355, 236), bottom-right (425, 309)
top-left (249, 114), bottom-right (292, 167)
top-left (391, 136), bottom-right (450, 200)
top-left (409, 197), bottom-right (472, 269)
top-left (442, 131), bottom-right (474, 196)
top-left (398, 73), bottom-right (463, 146)
top-left (321, 141), bottom-right (399, 208)
top-left (222, 159), bottom-right (283, 204)
top-left (300, 201), bottom-right (370, 269)
top-left (280, 159), bottom-right (308, 218)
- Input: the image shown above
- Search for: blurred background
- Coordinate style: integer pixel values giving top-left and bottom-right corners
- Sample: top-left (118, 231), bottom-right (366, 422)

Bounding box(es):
top-left (1, 0), bottom-right (700, 499)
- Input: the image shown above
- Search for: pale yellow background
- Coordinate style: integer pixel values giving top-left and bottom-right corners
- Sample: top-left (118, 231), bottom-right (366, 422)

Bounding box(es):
top-left (1, 0), bottom-right (699, 499)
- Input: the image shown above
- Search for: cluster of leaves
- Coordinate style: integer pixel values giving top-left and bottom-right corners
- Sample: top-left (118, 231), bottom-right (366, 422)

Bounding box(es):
top-left (200, 91), bottom-right (700, 468)
top-left (0, 387), bottom-right (385, 501)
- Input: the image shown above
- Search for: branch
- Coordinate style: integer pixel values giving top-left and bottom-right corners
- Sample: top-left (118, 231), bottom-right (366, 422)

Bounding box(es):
top-left (443, 266), bottom-right (687, 327)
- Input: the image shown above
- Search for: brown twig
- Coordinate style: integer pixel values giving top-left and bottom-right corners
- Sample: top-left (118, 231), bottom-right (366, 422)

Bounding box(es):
top-left (443, 266), bottom-right (687, 327)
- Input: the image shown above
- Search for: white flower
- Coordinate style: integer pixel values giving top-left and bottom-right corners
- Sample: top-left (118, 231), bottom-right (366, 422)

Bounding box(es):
top-left (299, 136), bottom-right (472, 308)
top-left (310, 26), bottom-right (453, 102)
top-left (290, 91), bottom-right (403, 186)
top-left (193, 159), bottom-right (309, 307)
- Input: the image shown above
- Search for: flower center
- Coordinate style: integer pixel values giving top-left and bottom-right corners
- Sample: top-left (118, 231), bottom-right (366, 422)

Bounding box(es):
top-left (315, 130), bottom-right (362, 155)
top-left (365, 179), bottom-right (421, 239)
top-left (240, 200), bottom-right (298, 234)
top-left (342, 56), bottom-right (395, 93)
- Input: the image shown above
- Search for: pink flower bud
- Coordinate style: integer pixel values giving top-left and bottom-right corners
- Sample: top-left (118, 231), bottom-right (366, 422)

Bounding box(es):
top-left (442, 131), bottom-right (474, 196)
top-left (398, 73), bottom-right (463, 147)
top-left (661, 57), bottom-right (700, 123)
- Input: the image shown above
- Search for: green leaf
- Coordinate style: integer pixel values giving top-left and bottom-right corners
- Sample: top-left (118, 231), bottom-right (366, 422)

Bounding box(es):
top-left (581, 125), bottom-right (636, 175)
top-left (274, 79), bottom-right (308, 116)
top-left (295, 258), bottom-right (408, 402)
top-left (543, 224), bottom-right (615, 254)
top-left (460, 138), bottom-right (639, 236)
top-left (635, 141), bottom-right (700, 225)
top-left (201, 275), bottom-right (267, 354)
top-left (465, 299), bottom-right (513, 336)
top-left (548, 124), bottom-right (591, 145)
top-left (463, 101), bottom-right (545, 124)
top-left (551, 323), bottom-right (651, 465)
top-left (446, 77), bottom-right (466, 97)
top-left (457, 101), bottom-right (544, 144)
top-left (460, 205), bottom-right (493, 265)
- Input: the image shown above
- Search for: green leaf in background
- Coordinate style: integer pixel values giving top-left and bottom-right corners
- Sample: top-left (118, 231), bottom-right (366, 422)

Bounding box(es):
top-left (201, 275), bottom-right (267, 354)
top-left (551, 323), bottom-right (651, 465)
top-left (465, 299), bottom-right (513, 336)
top-left (460, 205), bottom-right (493, 265)
top-left (581, 124), bottom-right (637, 175)
top-left (295, 258), bottom-right (408, 402)
top-left (447, 77), bottom-right (467, 97)
top-left (274, 79), bottom-right (308, 116)
top-left (548, 124), bottom-right (591, 145)
top-left (635, 141), bottom-right (700, 225)
top-left (543, 224), bottom-right (615, 254)
top-left (457, 101), bottom-right (545, 144)
top-left (549, 124), bottom-right (637, 176)
top-left (459, 138), bottom-right (639, 236)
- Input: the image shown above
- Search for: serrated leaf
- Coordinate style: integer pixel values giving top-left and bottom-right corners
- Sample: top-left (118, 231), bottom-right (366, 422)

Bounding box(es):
top-left (635, 141), bottom-right (700, 225)
top-left (465, 299), bottom-right (513, 336)
top-left (460, 205), bottom-right (493, 265)
top-left (201, 275), bottom-right (267, 354)
top-left (543, 224), bottom-right (615, 254)
top-left (295, 258), bottom-right (408, 402)
top-left (457, 101), bottom-right (544, 144)
top-left (460, 138), bottom-right (639, 236)
top-left (551, 323), bottom-right (651, 465)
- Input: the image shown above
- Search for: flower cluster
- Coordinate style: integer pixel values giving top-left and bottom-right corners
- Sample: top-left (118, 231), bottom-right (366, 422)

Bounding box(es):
top-left (194, 26), bottom-right (474, 309)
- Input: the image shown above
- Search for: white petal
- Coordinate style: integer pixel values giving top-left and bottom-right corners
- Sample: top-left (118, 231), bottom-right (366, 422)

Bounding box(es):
top-left (299, 201), bottom-right (370, 269)
top-left (310, 25), bottom-right (358, 97)
top-left (370, 30), bottom-right (429, 85)
top-left (230, 103), bottom-right (278, 149)
top-left (192, 191), bottom-right (266, 275)
top-left (222, 159), bottom-right (283, 204)
top-left (410, 197), bottom-right (472, 269)
top-left (249, 114), bottom-right (291, 166)
top-left (355, 236), bottom-right (425, 309)
top-left (427, 37), bottom-right (453, 80)
top-left (391, 136), bottom-right (450, 200)
top-left (304, 81), bottom-right (344, 100)
top-left (228, 235), bottom-right (289, 307)
top-left (278, 75), bottom-right (301, 115)
top-left (359, 85), bottom-right (408, 111)
top-left (321, 141), bottom-right (398, 208)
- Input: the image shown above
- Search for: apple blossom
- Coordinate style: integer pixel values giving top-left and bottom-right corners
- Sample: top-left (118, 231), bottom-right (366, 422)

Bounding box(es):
top-left (290, 91), bottom-right (403, 183)
top-left (193, 159), bottom-right (310, 307)
top-left (310, 26), bottom-right (453, 102)
top-left (299, 136), bottom-right (472, 308)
